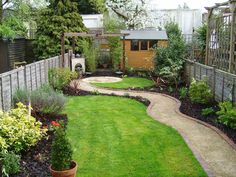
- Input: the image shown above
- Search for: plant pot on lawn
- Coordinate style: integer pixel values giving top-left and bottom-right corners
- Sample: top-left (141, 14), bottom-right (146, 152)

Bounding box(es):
top-left (49, 122), bottom-right (78, 177)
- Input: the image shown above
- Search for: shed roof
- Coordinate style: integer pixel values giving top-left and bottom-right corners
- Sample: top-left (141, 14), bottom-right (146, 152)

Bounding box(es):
top-left (121, 30), bottom-right (168, 40)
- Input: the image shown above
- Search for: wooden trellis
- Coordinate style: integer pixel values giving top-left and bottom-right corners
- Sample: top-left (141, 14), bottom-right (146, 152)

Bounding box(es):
top-left (205, 0), bottom-right (236, 73)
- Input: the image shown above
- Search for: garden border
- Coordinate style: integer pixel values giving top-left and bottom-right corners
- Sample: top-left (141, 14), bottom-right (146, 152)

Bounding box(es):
top-left (97, 87), bottom-right (236, 151)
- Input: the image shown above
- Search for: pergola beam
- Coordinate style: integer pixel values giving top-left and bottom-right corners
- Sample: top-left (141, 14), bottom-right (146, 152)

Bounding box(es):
top-left (61, 32), bottom-right (130, 72)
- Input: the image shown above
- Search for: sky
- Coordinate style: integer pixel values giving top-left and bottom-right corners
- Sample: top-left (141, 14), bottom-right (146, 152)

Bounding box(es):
top-left (150, 0), bottom-right (227, 11)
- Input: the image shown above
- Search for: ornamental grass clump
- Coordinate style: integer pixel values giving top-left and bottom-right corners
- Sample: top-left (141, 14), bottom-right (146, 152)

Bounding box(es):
top-left (50, 123), bottom-right (73, 171)
top-left (189, 79), bottom-right (213, 104)
top-left (0, 103), bottom-right (47, 153)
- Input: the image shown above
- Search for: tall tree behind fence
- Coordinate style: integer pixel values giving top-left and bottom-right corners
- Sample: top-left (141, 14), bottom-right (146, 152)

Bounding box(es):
top-left (0, 53), bottom-right (71, 111)
top-left (205, 1), bottom-right (236, 73)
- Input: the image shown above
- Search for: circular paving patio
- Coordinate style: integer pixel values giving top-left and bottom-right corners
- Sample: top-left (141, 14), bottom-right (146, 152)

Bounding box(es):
top-left (82, 76), bottom-right (122, 83)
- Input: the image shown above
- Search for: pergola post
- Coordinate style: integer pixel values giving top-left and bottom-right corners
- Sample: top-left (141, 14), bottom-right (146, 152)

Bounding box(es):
top-left (61, 33), bottom-right (65, 67)
top-left (72, 36), bottom-right (75, 54)
top-left (229, 0), bottom-right (236, 73)
top-left (122, 35), bottom-right (126, 73)
top-left (205, 8), bottom-right (213, 65)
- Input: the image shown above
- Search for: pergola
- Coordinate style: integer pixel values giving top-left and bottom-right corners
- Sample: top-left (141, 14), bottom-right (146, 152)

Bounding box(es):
top-left (61, 31), bottom-right (129, 73)
top-left (205, 0), bottom-right (236, 73)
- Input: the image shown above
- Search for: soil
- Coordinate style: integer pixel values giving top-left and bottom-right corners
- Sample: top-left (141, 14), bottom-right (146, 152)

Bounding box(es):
top-left (11, 114), bottom-right (67, 177)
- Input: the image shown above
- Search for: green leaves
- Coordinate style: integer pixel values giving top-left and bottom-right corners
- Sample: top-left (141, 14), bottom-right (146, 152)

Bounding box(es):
top-left (34, 0), bottom-right (87, 59)
top-left (217, 102), bottom-right (236, 129)
top-left (189, 79), bottom-right (213, 104)
top-left (51, 124), bottom-right (73, 171)
top-left (154, 22), bottom-right (186, 88)
top-left (0, 103), bottom-right (47, 153)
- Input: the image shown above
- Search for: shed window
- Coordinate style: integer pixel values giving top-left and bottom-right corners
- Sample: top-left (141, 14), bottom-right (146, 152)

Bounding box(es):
top-left (141, 40), bottom-right (148, 50)
top-left (149, 40), bottom-right (158, 49)
top-left (131, 40), bottom-right (139, 51)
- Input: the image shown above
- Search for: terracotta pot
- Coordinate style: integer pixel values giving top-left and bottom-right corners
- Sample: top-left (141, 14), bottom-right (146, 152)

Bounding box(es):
top-left (49, 161), bottom-right (78, 177)
top-left (102, 63), bottom-right (108, 68)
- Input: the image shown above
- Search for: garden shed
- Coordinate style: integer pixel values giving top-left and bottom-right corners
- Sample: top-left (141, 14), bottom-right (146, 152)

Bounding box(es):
top-left (121, 29), bottom-right (168, 70)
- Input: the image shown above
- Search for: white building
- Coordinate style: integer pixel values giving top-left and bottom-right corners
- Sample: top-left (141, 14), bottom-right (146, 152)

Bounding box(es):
top-left (150, 8), bottom-right (202, 35)
top-left (81, 14), bottom-right (104, 31)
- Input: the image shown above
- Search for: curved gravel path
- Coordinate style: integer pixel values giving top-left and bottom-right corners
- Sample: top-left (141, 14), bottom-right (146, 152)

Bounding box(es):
top-left (78, 79), bottom-right (236, 177)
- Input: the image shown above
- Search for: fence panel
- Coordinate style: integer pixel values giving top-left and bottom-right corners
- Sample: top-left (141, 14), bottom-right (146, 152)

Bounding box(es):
top-left (185, 60), bottom-right (236, 102)
top-left (0, 52), bottom-right (72, 111)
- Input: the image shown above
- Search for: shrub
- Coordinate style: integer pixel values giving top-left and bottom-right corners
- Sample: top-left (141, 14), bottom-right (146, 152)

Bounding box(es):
top-left (189, 79), bottom-right (213, 104)
top-left (179, 87), bottom-right (188, 99)
top-left (154, 22), bottom-right (186, 87)
top-left (13, 85), bottom-right (66, 114)
top-left (201, 107), bottom-right (215, 116)
top-left (1, 152), bottom-right (20, 176)
top-left (49, 68), bottom-right (78, 91)
top-left (51, 124), bottom-right (73, 171)
top-left (0, 103), bottom-right (47, 153)
top-left (81, 40), bottom-right (98, 72)
top-left (217, 102), bottom-right (236, 129)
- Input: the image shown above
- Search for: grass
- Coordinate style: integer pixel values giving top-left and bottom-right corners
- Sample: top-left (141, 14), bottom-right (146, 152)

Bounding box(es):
top-left (64, 96), bottom-right (207, 177)
top-left (92, 77), bottom-right (154, 89)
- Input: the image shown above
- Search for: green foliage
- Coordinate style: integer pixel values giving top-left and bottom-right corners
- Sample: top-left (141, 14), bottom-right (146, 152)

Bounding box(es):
top-left (217, 102), bottom-right (236, 129)
top-left (1, 151), bottom-right (20, 176)
top-left (51, 124), bottom-right (73, 171)
top-left (105, 16), bottom-right (124, 70)
top-left (155, 22), bottom-right (186, 87)
top-left (0, 103), bottom-right (47, 153)
top-left (195, 24), bottom-right (207, 54)
top-left (179, 87), bottom-right (188, 99)
top-left (77, 0), bottom-right (106, 14)
top-left (81, 40), bottom-right (98, 72)
top-left (49, 68), bottom-right (78, 90)
top-left (201, 107), bottom-right (215, 117)
top-left (0, 16), bottom-right (27, 38)
top-left (189, 79), bottom-right (213, 104)
top-left (34, 0), bottom-right (87, 59)
top-left (13, 85), bottom-right (67, 114)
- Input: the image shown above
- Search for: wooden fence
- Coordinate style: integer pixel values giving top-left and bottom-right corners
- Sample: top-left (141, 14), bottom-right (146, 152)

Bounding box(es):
top-left (184, 59), bottom-right (236, 103)
top-left (0, 53), bottom-right (71, 111)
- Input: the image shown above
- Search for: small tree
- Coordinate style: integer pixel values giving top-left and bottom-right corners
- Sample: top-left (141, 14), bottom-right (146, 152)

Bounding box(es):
top-left (51, 124), bottom-right (73, 171)
top-left (105, 16), bottom-right (124, 70)
top-left (34, 0), bottom-right (86, 59)
top-left (154, 22), bottom-right (186, 87)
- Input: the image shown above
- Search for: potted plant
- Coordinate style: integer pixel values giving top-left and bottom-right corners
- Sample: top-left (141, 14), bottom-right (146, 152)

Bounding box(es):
top-left (49, 123), bottom-right (77, 177)
top-left (99, 55), bottom-right (110, 69)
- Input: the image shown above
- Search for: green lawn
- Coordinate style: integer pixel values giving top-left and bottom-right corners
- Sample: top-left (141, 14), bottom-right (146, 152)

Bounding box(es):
top-left (64, 96), bottom-right (207, 177)
top-left (92, 77), bottom-right (154, 89)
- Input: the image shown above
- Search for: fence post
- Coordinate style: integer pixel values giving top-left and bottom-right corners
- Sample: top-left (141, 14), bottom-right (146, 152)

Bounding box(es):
top-left (221, 75), bottom-right (225, 102)
top-left (232, 78), bottom-right (235, 104)
top-left (193, 60), bottom-right (196, 79)
top-left (212, 65), bottom-right (216, 99)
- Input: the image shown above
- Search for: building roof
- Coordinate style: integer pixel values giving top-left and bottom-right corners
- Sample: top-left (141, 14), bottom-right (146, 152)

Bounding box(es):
top-left (121, 30), bottom-right (168, 40)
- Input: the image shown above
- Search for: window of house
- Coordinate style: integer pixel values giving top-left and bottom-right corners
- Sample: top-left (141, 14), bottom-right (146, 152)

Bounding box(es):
top-left (131, 40), bottom-right (139, 51)
top-left (140, 40), bottom-right (148, 50)
top-left (149, 40), bottom-right (158, 49)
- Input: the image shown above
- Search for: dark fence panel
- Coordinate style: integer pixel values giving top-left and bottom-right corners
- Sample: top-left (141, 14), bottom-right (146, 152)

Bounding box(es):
top-left (0, 38), bottom-right (36, 74)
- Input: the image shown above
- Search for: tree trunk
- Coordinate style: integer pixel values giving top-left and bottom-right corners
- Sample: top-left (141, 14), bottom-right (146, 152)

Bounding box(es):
top-left (0, 0), bottom-right (3, 24)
